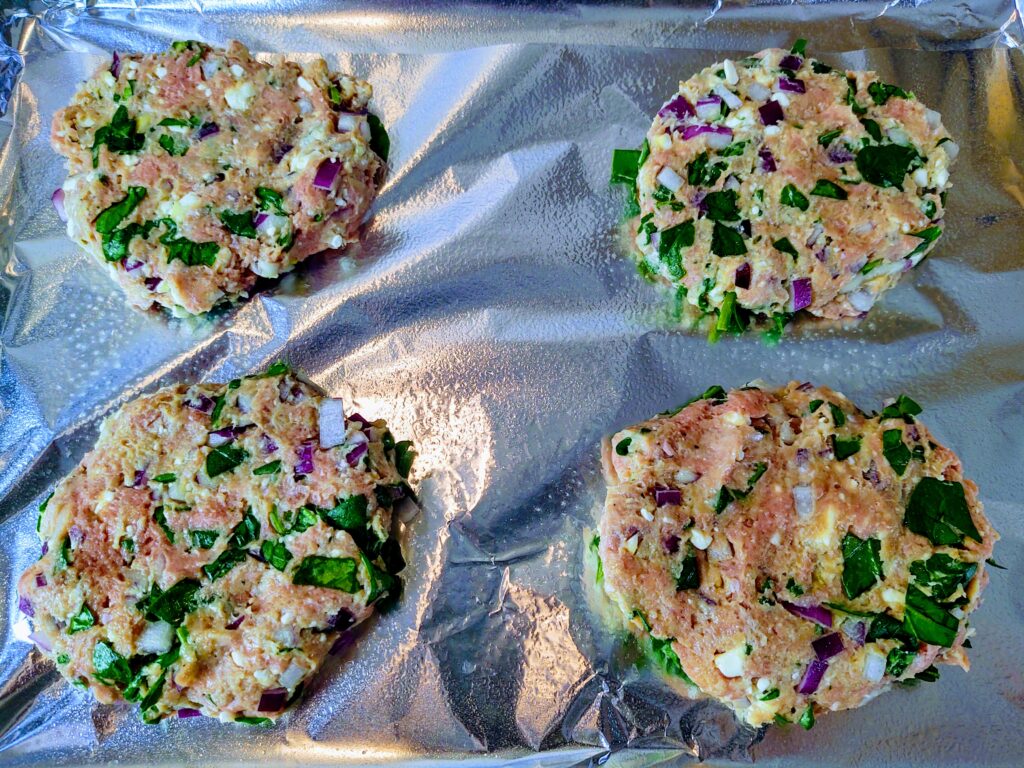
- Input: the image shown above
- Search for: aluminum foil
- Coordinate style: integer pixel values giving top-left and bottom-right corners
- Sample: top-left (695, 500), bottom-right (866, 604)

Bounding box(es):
top-left (2, 2), bottom-right (1024, 766)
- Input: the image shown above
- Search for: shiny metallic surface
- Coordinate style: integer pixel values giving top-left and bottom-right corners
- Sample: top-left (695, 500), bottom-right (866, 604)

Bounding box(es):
top-left (1, 2), bottom-right (1022, 766)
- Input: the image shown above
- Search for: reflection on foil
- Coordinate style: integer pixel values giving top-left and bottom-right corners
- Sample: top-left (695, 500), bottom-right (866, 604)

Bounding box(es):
top-left (1, 3), bottom-right (1023, 767)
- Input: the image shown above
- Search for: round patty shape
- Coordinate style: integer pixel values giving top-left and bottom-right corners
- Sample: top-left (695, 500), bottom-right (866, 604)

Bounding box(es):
top-left (634, 43), bottom-right (955, 326)
top-left (52, 41), bottom-right (385, 315)
top-left (17, 366), bottom-right (414, 723)
top-left (598, 383), bottom-right (996, 728)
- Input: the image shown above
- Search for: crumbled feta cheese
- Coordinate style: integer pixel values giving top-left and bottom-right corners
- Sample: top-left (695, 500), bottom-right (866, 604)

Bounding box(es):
top-left (882, 587), bottom-right (905, 607)
top-left (224, 81), bottom-right (256, 111)
top-left (639, 507), bottom-right (654, 522)
top-left (296, 76), bottom-right (314, 93)
top-left (714, 645), bottom-right (747, 678)
top-left (654, 133), bottom-right (673, 151)
top-left (155, 66), bottom-right (167, 79)
top-left (623, 533), bottom-right (640, 554)
top-left (690, 529), bottom-right (712, 550)
top-left (764, 125), bottom-right (781, 136)
top-left (328, 234), bottom-right (344, 249)
top-left (723, 59), bottom-right (738, 85)
top-left (230, 64), bottom-right (245, 78)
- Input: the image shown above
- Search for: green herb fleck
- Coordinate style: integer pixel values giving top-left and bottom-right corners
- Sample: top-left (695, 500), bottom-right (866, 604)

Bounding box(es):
top-left (810, 179), bottom-right (848, 200)
top-left (255, 187), bottom-right (287, 215)
top-left (202, 547), bottom-right (247, 581)
top-left (868, 81), bottom-right (912, 105)
top-left (881, 394), bottom-right (922, 420)
top-left (772, 237), bottom-right (799, 259)
top-left (93, 641), bottom-right (132, 687)
top-left (218, 210), bottom-right (258, 239)
top-left (833, 435), bottom-right (861, 460)
top-left (261, 540), bottom-right (293, 572)
top-left (367, 113), bottom-right (390, 161)
top-left (615, 437), bottom-right (632, 456)
top-left (253, 460), bottom-right (281, 476)
top-left (68, 603), bottom-right (95, 634)
top-left (188, 530), bottom-right (219, 550)
top-left (818, 128), bottom-right (842, 147)
top-left (153, 506), bottom-right (175, 543)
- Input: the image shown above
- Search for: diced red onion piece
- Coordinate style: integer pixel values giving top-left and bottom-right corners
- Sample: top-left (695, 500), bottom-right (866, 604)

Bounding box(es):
top-left (329, 631), bottom-right (357, 656)
top-left (144, 277), bottom-right (162, 291)
top-left (695, 96), bottom-right (722, 121)
top-left (791, 278), bottom-right (812, 311)
top-left (51, 189), bottom-right (67, 222)
top-left (793, 484), bottom-right (814, 517)
top-left (795, 448), bottom-right (810, 467)
top-left (187, 394), bottom-right (215, 414)
top-left (19, 596), bottom-right (33, 617)
top-left (133, 469), bottom-right (148, 487)
top-left (260, 434), bottom-right (279, 454)
top-left (123, 259), bottom-right (144, 272)
top-left (758, 147), bottom-right (777, 173)
top-left (747, 82), bottom-right (771, 102)
top-left (327, 608), bottom-right (355, 631)
top-left (779, 55), bottom-right (803, 71)
top-left (796, 658), bottom-right (828, 695)
top-left (36, 573), bottom-right (47, 588)
top-left (841, 618), bottom-right (867, 646)
top-left (28, 631), bottom-right (52, 653)
top-left (208, 428), bottom-right (236, 448)
top-left (812, 632), bottom-right (844, 661)
top-left (806, 222), bottom-right (824, 248)
top-left (862, 462), bottom-right (884, 490)
top-left (257, 687), bottom-right (287, 712)
top-left (226, 615), bottom-right (245, 630)
top-left (313, 159), bottom-right (342, 191)
top-left (272, 143), bottom-right (293, 164)
top-left (781, 600), bottom-right (833, 628)
top-left (194, 122), bottom-right (219, 141)
top-left (177, 708), bottom-right (202, 718)
top-left (295, 442), bottom-right (315, 475)
top-left (253, 212), bottom-right (269, 228)
top-left (848, 290), bottom-right (875, 313)
top-left (778, 77), bottom-right (806, 94)
top-left (828, 145), bottom-right (854, 164)
top-left (658, 94), bottom-right (695, 121)
top-left (319, 398), bottom-right (347, 448)
top-left (68, 525), bottom-right (83, 547)
top-left (347, 412), bottom-right (370, 428)
top-left (655, 487), bottom-right (682, 507)
top-left (863, 651), bottom-right (886, 681)
top-left (734, 262), bottom-right (751, 290)
top-left (247, 548), bottom-right (267, 564)
top-left (111, 51), bottom-right (121, 79)
top-left (345, 441), bottom-right (369, 467)
top-left (662, 534), bottom-right (681, 554)
top-left (759, 100), bottom-right (784, 126)
top-left (712, 83), bottom-right (742, 110)
top-left (656, 166), bottom-right (683, 193)
top-left (40, 541), bottom-right (48, 556)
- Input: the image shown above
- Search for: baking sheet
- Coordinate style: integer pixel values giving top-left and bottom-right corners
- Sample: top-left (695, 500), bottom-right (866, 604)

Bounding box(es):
top-left (1, 2), bottom-right (1023, 766)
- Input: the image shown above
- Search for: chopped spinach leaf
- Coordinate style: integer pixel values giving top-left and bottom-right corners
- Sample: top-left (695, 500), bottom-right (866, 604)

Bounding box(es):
top-left (218, 209), bottom-right (258, 239)
top-left (886, 647), bottom-right (916, 677)
top-left (704, 189), bottom-right (741, 222)
top-left (866, 612), bottom-right (910, 643)
top-left (798, 705), bottom-right (815, 730)
top-left (833, 435), bottom-right (861, 460)
top-left (610, 149), bottom-right (641, 185)
top-left (367, 113), bottom-right (390, 161)
top-left (828, 403), bottom-right (847, 427)
top-left (94, 187), bottom-right (147, 234)
top-left (818, 128), bottom-right (842, 147)
top-left (253, 460), bottom-right (281, 476)
top-left (881, 394), bottom-right (922, 420)
top-left (158, 133), bottom-right (189, 157)
top-left (292, 555), bottom-right (359, 592)
top-left (909, 554), bottom-right (977, 601)
top-left (903, 584), bottom-right (960, 647)
top-left (708, 291), bottom-right (748, 341)
top-left (91, 105), bottom-right (145, 168)
top-left (810, 179), bottom-right (848, 200)
top-left (907, 226), bottom-right (942, 258)
top-left (760, 687), bottom-right (780, 701)
top-left (791, 38), bottom-right (808, 56)
top-left (860, 258), bottom-right (883, 275)
top-left (188, 530), bottom-right (219, 550)
top-left (255, 187), bottom-right (287, 215)
top-left (780, 184), bottom-right (809, 211)
top-left (786, 577), bottom-right (804, 596)
top-left (855, 143), bottom-right (921, 191)
top-left (68, 603), bottom-right (95, 634)
top-left (718, 140), bottom-right (748, 157)
top-left (589, 534), bottom-right (604, 583)
top-left (675, 549), bottom-right (700, 591)
top-left (206, 445), bottom-right (248, 478)
top-left (152, 473), bottom-right (176, 483)
top-left (228, 509), bottom-right (260, 549)
top-left (711, 222), bottom-right (747, 257)
top-left (202, 547), bottom-right (246, 581)
top-left (845, 77), bottom-right (867, 115)
top-left (54, 535), bottom-right (72, 572)
top-left (986, 557), bottom-right (1007, 570)
top-left (235, 716), bottom-right (272, 726)
top-left (658, 220), bottom-right (695, 279)
top-left (841, 532), bottom-right (883, 599)
top-left (138, 578), bottom-right (202, 625)
top-left (772, 237), bottom-right (798, 259)
top-left (904, 477), bottom-right (980, 547)
top-left (93, 641), bottom-right (132, 687)
top-left (261, 540), bottom-right (293, 572)
top-left (687, 151), bottom-right (726, 187)
top-left (153, 506), bottom-right (175, 543)
top-left (394, 440), bottom-right (416, 478)
top-left (615, 437), bottom-right (632, 456)
top-left (649, 635), bottom-right (696, 687)
top-left (882, 429), bottom-right (912, 476)
top-left (321, 494), bottom-right (369, 531)
top-left (859, 117), bottom-right (883, 143)
top-left (868, 81), bottom-right (911, 105)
